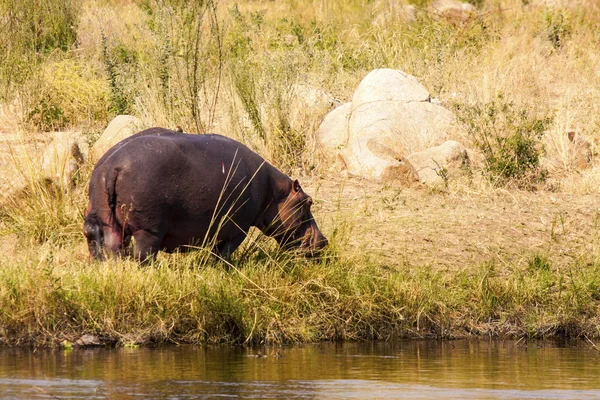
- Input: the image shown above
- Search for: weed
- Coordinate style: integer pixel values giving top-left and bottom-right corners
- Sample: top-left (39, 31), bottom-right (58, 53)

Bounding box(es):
top-left (545, 9), bottom-right (571, 50)
top-left (527, 253), bottom-right (552, 273)
top-left (101, 30), bottom-right (133, 115)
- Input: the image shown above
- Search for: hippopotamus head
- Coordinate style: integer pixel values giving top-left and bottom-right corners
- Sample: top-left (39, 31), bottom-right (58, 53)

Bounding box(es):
top-left (261, 179), bottom-right (328, 254)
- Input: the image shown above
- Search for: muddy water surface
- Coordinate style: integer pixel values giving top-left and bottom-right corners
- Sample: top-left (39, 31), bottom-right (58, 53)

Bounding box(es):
top-left (1, 340), bottom-right (599, 399)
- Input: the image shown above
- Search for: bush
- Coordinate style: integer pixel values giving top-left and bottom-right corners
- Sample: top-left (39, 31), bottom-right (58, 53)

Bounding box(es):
top-left (454, 94), bottom-right (553, 189)
top-left (545, 9), bottom-right (572, 50)
top-left (26, 60), bottom-right (110, 131)
top-left (0, 0), bottom-right (79, 97)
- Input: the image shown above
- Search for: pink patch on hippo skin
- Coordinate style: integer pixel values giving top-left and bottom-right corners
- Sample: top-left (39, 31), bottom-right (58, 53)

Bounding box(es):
top-left (102, 227), bottom-right (123, 253)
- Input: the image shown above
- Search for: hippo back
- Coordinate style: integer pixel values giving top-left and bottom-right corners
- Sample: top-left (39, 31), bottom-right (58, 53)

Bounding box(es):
top-left (88, 129), bottom-right (279, 253)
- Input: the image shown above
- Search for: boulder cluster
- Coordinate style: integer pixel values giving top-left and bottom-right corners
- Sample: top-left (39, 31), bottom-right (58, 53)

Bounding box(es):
top-left (318, 68), bottom-right (468, 186)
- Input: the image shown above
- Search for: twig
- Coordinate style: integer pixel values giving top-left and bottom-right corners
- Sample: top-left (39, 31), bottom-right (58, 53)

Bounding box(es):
top-left (585, 335), bottom-right (600, 352)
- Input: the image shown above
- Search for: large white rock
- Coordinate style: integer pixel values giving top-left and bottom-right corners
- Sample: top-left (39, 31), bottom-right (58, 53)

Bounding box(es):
top-left (429, 0), bottom-right (477, 23)
top-left (351, 69), bottom-right (430, 105)
top-left (91, 115), bottom-right (143, 160)
top-left (40, 131), bottom-right (87, 189)
top-left (317, 102), bottom-right (351, 151)
top-left (317, 69), bottom-right (458, 185)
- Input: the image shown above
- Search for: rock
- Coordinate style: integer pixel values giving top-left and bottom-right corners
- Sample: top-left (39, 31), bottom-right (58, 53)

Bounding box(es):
top-left (317, 102), bottom-right (351, 151)
top-left (91, 115), bottom-right (143, 161)
top-left (542, 131), bottom-right (593, 173)
top-left (529, 0), bottom-right (582, 7)
top-left (348, 100), bottom-right (455, 158)
top-left (429, 0), bottom-right (476, 23)
top-left (568, 131), bottom-right (592, 170)
top-left (341, 137), bottom-right (420, 185)
top-left (318, 69), bottom-right (457, 185)
top-left (40, 131), bottom-right (87, 190)
top-left (75, 334), bottom-right (103, 347)
top-left (346, 70), bottom-right (455, 183)
top-left (351, 69), bottom-right (430, 104)
top-left (372, 1), bottom-right (416, 26)
top-left (404, 140), bottom-right (469, 184)
top-left (284, 34), bottom-right (298, 46)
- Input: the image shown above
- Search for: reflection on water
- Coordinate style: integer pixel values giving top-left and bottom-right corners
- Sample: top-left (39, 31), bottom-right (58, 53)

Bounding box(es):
top-left (1, 340), bottom-right (599, 399)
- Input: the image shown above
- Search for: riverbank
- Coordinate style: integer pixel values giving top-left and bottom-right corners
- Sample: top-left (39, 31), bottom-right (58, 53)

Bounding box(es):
top-left (2, 0), bottom-right (600, 347)
top-left (2, 176), bottom-right (600, 347)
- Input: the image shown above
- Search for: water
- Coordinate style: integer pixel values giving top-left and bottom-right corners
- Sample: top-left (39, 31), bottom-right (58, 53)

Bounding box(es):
top-left (1, 340), bottom-right (600, 399)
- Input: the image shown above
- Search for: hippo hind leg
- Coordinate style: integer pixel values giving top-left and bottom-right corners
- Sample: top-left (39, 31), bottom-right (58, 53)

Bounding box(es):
top-left (132, 230), bottom-right (163, 263)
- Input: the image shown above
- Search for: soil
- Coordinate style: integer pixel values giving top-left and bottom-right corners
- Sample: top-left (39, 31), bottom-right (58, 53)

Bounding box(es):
top-left (307, 176), bottom-right (600, 271)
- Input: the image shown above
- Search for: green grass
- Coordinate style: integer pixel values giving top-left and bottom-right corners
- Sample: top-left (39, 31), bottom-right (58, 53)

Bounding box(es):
top-left (2, 233), bottom-right (600, 346)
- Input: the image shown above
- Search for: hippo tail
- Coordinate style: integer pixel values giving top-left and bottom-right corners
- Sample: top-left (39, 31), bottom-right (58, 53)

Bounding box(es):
top-left (105, 167), bottom-right (120, 221)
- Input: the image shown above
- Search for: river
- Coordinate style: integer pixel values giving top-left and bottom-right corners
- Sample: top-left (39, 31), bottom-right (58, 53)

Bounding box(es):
top-left (1, 340), bottom-right (599, 399)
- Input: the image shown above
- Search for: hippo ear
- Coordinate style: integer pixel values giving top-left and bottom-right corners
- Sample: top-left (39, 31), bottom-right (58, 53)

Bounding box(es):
top-left (292, 179), bottom-right (302, 193)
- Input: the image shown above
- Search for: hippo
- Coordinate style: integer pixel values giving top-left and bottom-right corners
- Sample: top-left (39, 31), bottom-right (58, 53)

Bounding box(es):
top-left (84, 128), bottom-right (328, 262)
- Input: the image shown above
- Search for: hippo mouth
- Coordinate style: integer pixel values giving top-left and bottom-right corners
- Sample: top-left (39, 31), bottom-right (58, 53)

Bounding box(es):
top-left (291, 231), bottom-right (328, 257)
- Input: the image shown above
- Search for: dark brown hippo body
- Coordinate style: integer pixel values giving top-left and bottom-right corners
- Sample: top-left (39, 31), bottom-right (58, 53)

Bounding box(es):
top-left (84, 128), bottom-right (327, 261)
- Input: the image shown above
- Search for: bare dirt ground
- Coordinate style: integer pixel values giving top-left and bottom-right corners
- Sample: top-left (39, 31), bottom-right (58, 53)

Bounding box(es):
top-left (307, 176), bottom-right (600, 271)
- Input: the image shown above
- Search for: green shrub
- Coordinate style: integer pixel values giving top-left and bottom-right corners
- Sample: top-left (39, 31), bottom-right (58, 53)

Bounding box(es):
top-left (454, 94), bottom-right (553, 188)
top-left (26, 60), bottom-right (109, 131)
top-left (101, 31), bottom-right (134, 115)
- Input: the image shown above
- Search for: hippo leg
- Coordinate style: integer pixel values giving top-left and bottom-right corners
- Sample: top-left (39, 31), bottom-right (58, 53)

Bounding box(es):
top-left (132, 230), bottom-right (162, 263)
top-left (215, 233), bottom-right (247, 261)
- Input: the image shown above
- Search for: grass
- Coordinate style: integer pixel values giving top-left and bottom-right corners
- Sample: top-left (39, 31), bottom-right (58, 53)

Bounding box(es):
top-left (2, 224), bottom-right (600, 346)
top-left (1, 0), bottom-right (600, 346)
top-left (1, 154), bottom-right (600, 346)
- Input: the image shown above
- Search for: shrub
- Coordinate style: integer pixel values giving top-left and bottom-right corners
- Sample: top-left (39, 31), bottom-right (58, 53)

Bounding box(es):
top-left (454, 94), bottom-right (553, 188)
top-left (26, 60), bottom-right (110, 131)
top-left (0, 0), bottom-right (79, 97)
top-left (545, 9), bottom-right (572, 50)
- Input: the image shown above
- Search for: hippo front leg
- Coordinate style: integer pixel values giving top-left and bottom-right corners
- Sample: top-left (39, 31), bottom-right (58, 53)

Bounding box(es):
top-left (215, 233), bottom-right (247, 262)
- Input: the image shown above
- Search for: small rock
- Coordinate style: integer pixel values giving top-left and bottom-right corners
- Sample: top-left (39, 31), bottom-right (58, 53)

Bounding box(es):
top-left (75, 334), bottom-right (103, 347)
top-left (404, 140), bottom-right (469, 184)
top-left (284, 34), bottom-right (298, 46)
top-left (568, 131), bottom-right (592, 170)
top-left (40, 131), bottom-right (87, 190)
